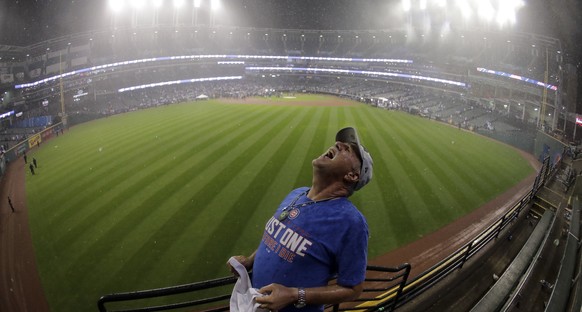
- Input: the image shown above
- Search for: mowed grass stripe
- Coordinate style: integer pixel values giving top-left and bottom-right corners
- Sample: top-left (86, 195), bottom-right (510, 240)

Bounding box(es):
top-left (376, 114), bottom-right (455, 227)
top-left (36, 102), bottom-right (233, 217)
top-left (43, 103), bottom-right (259, 247)
top-left (376, 109), bottom-right (526, 201)
top-left (45, 102), bottom-right (222, 183)
top-left (74, 105), bottom-right (295, 295)
top-left (360, 111), bottom-right (427, 245)
top-left (59, 105), bottom-right (283, 293)
top-left (402, 123), bottom-right (490, 201)
top-left (402, 117), bottom-right (502, 189)
top-left (380, 113), bottom-right (472, 220)
top-left (30, 105), bottom-right (211, 227)
top-left (409, 122), bottom-right (516, 199)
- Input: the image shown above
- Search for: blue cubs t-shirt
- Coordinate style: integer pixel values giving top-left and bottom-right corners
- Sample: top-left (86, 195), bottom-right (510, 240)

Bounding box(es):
top-left (252, 187), bottom-right (369, 312)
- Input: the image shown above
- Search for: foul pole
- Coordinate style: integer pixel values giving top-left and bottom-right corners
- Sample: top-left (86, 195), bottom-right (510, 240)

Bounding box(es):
top-left (59, 52), bottom-right (67, 128)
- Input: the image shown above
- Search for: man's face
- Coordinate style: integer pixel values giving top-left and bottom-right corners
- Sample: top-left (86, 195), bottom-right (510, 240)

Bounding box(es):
top-left (313, 141), bottom-right (362, 182)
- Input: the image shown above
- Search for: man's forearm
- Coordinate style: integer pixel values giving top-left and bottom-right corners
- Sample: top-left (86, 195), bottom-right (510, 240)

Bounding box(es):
top-left (256, 282), bottom-right (363, 310)
top-left (300, 283), bottom-right (363, 305)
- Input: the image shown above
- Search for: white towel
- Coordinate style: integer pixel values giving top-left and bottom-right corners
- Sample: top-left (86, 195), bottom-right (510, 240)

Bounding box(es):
top-left (229, 257), bottom-right (268, 312)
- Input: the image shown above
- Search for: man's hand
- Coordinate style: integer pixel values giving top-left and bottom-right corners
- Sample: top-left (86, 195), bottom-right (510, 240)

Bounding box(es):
top-left (256, 283), bottom-right (298, 311)
top-left (226, 251), bottom-right (256, 276)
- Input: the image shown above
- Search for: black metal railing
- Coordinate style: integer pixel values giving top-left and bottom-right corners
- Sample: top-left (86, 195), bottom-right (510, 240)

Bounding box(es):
top-left (97, 275), bottom-right (237, 312)
top-left (98, 264), bottom-right (412, 312)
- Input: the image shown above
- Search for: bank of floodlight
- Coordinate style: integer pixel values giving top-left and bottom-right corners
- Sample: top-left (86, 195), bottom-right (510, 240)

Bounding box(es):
top-left (108, 0), bottom-right (125, 13)
top-left (394, 0), bottom-right (527, 29)
top-left (130, 0), bottom-right (143, 10)
top-left (211, 0), bottom-right (220, 11)
top-left (402, 0), bottom-right (411, 12)
top-left (477, 1), bottom-right (495, 23)
top-left (153, 0), bottom-right (164, 8)
top-left (173, 0), bottom-right (185, 8)
top-left (434, 0), bottom-right (447, 8)
top-left (457, 0), bottom-right (472, 20)
top-left (194, 0), bottom-right (201, 8)
top-left (496, 0), bottom-right (522, 27)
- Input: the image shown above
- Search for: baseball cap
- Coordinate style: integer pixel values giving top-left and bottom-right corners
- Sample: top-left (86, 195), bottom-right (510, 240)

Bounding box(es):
top-left (336, 127), bottom-right (373, 191)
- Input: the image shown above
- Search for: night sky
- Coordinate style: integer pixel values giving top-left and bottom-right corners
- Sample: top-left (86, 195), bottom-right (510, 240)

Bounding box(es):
top-left (0, 0), bottom-right (579, 49)
top-left (0, 0), bottom-right (580, 83)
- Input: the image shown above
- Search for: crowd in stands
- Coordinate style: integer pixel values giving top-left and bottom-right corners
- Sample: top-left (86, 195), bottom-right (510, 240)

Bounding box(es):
top-left (0, 72), bottom-right (554, 154)
top-left (0, 125), bottom-right (46, 152)
top-left (58, 76), bottom-right (532, 135)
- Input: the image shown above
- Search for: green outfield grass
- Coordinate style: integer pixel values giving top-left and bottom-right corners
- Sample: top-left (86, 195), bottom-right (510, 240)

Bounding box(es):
top-left (25, 95), bottom-right (534, 311)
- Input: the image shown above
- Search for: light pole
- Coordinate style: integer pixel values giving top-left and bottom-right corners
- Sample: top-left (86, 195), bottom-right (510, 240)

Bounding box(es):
top-left (193, 0), bottom-right (201, 26)
top-left (108, 0), bottom-right (124, 30)
top-left (173, 0), bottom-right (185, 27)
top-left (130, 0), bottom-right (143, 28)
top-left (210, 0), bottom-right (220, 27)
top-left (153, 0), bottom-right (163, 27)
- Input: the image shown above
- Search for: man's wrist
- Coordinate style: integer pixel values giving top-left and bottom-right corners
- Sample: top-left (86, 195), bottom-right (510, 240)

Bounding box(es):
top-left (294, 287), bottom-right (307, 308)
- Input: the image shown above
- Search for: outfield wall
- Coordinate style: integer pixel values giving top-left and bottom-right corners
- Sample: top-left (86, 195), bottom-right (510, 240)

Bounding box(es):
top-left (534, 131), bottom-right (567, 166)
top-left (3, 123), bottom-right (63, 163)
top-left (475, 129), bottom-right (536, 155)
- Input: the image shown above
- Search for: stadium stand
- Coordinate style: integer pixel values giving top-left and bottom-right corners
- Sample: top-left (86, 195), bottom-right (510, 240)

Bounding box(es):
top-left (470, 210), bottom-right (555, 312)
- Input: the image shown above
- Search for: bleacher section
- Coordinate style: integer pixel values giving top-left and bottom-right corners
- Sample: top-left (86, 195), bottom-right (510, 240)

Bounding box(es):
top-left (545, 196), bottom-right (580, 311)
top-left (470, 209), bottom-right (554, 312)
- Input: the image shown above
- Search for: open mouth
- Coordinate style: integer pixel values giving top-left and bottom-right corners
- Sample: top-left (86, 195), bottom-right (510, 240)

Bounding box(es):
top-left (324, 148), bottom-right (335, 159)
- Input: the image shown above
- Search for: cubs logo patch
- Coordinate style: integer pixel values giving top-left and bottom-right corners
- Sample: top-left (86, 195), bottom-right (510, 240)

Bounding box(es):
top-left (288, 208), bottom-right (300, 220)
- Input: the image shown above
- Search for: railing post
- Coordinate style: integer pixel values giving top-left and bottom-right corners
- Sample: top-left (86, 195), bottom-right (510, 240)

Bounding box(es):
top-left (517, 197), bottom-right (525, 214)
top-left (459, 241), bottom-right (473, 269)
top-left (495, 215), bottom-right (506, 239)
top-left (390, 263), bottom-right (411, 311)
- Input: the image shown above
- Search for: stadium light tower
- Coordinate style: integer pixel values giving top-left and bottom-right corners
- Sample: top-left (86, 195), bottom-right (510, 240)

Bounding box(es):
top-left (496, 0), bottom-right (523, 28)
top-left (457, 0), bottom-right (472, 23)
top-left (153, 0), bottom-right (163, 26)
top-left (402, 0), bottom-right (411, 12)
top-left (108, 0), bottom-right (124, 13)
top-left (173, 0), bottom-right (185, 26)
top-left (434, 0), bottom-right (446, 8)
top-left (108, 0), bottom-right (124, 29)
top-left (193, 0), bottom-right (201, 26)
top-left (211, 0), bottom-right (220, 10)
top-left (478, 1), bottom-right (495, 24)
top-left (210, 0), bottom-right (220, 27)
top-left (130, 0), bottom-right (144, 28)
top-left (130, 0), bottom-right (143, 9)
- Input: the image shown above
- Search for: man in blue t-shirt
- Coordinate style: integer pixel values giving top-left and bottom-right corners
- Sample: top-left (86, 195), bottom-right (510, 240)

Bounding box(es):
top-left (229, 127), bottom-right (373, 311)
